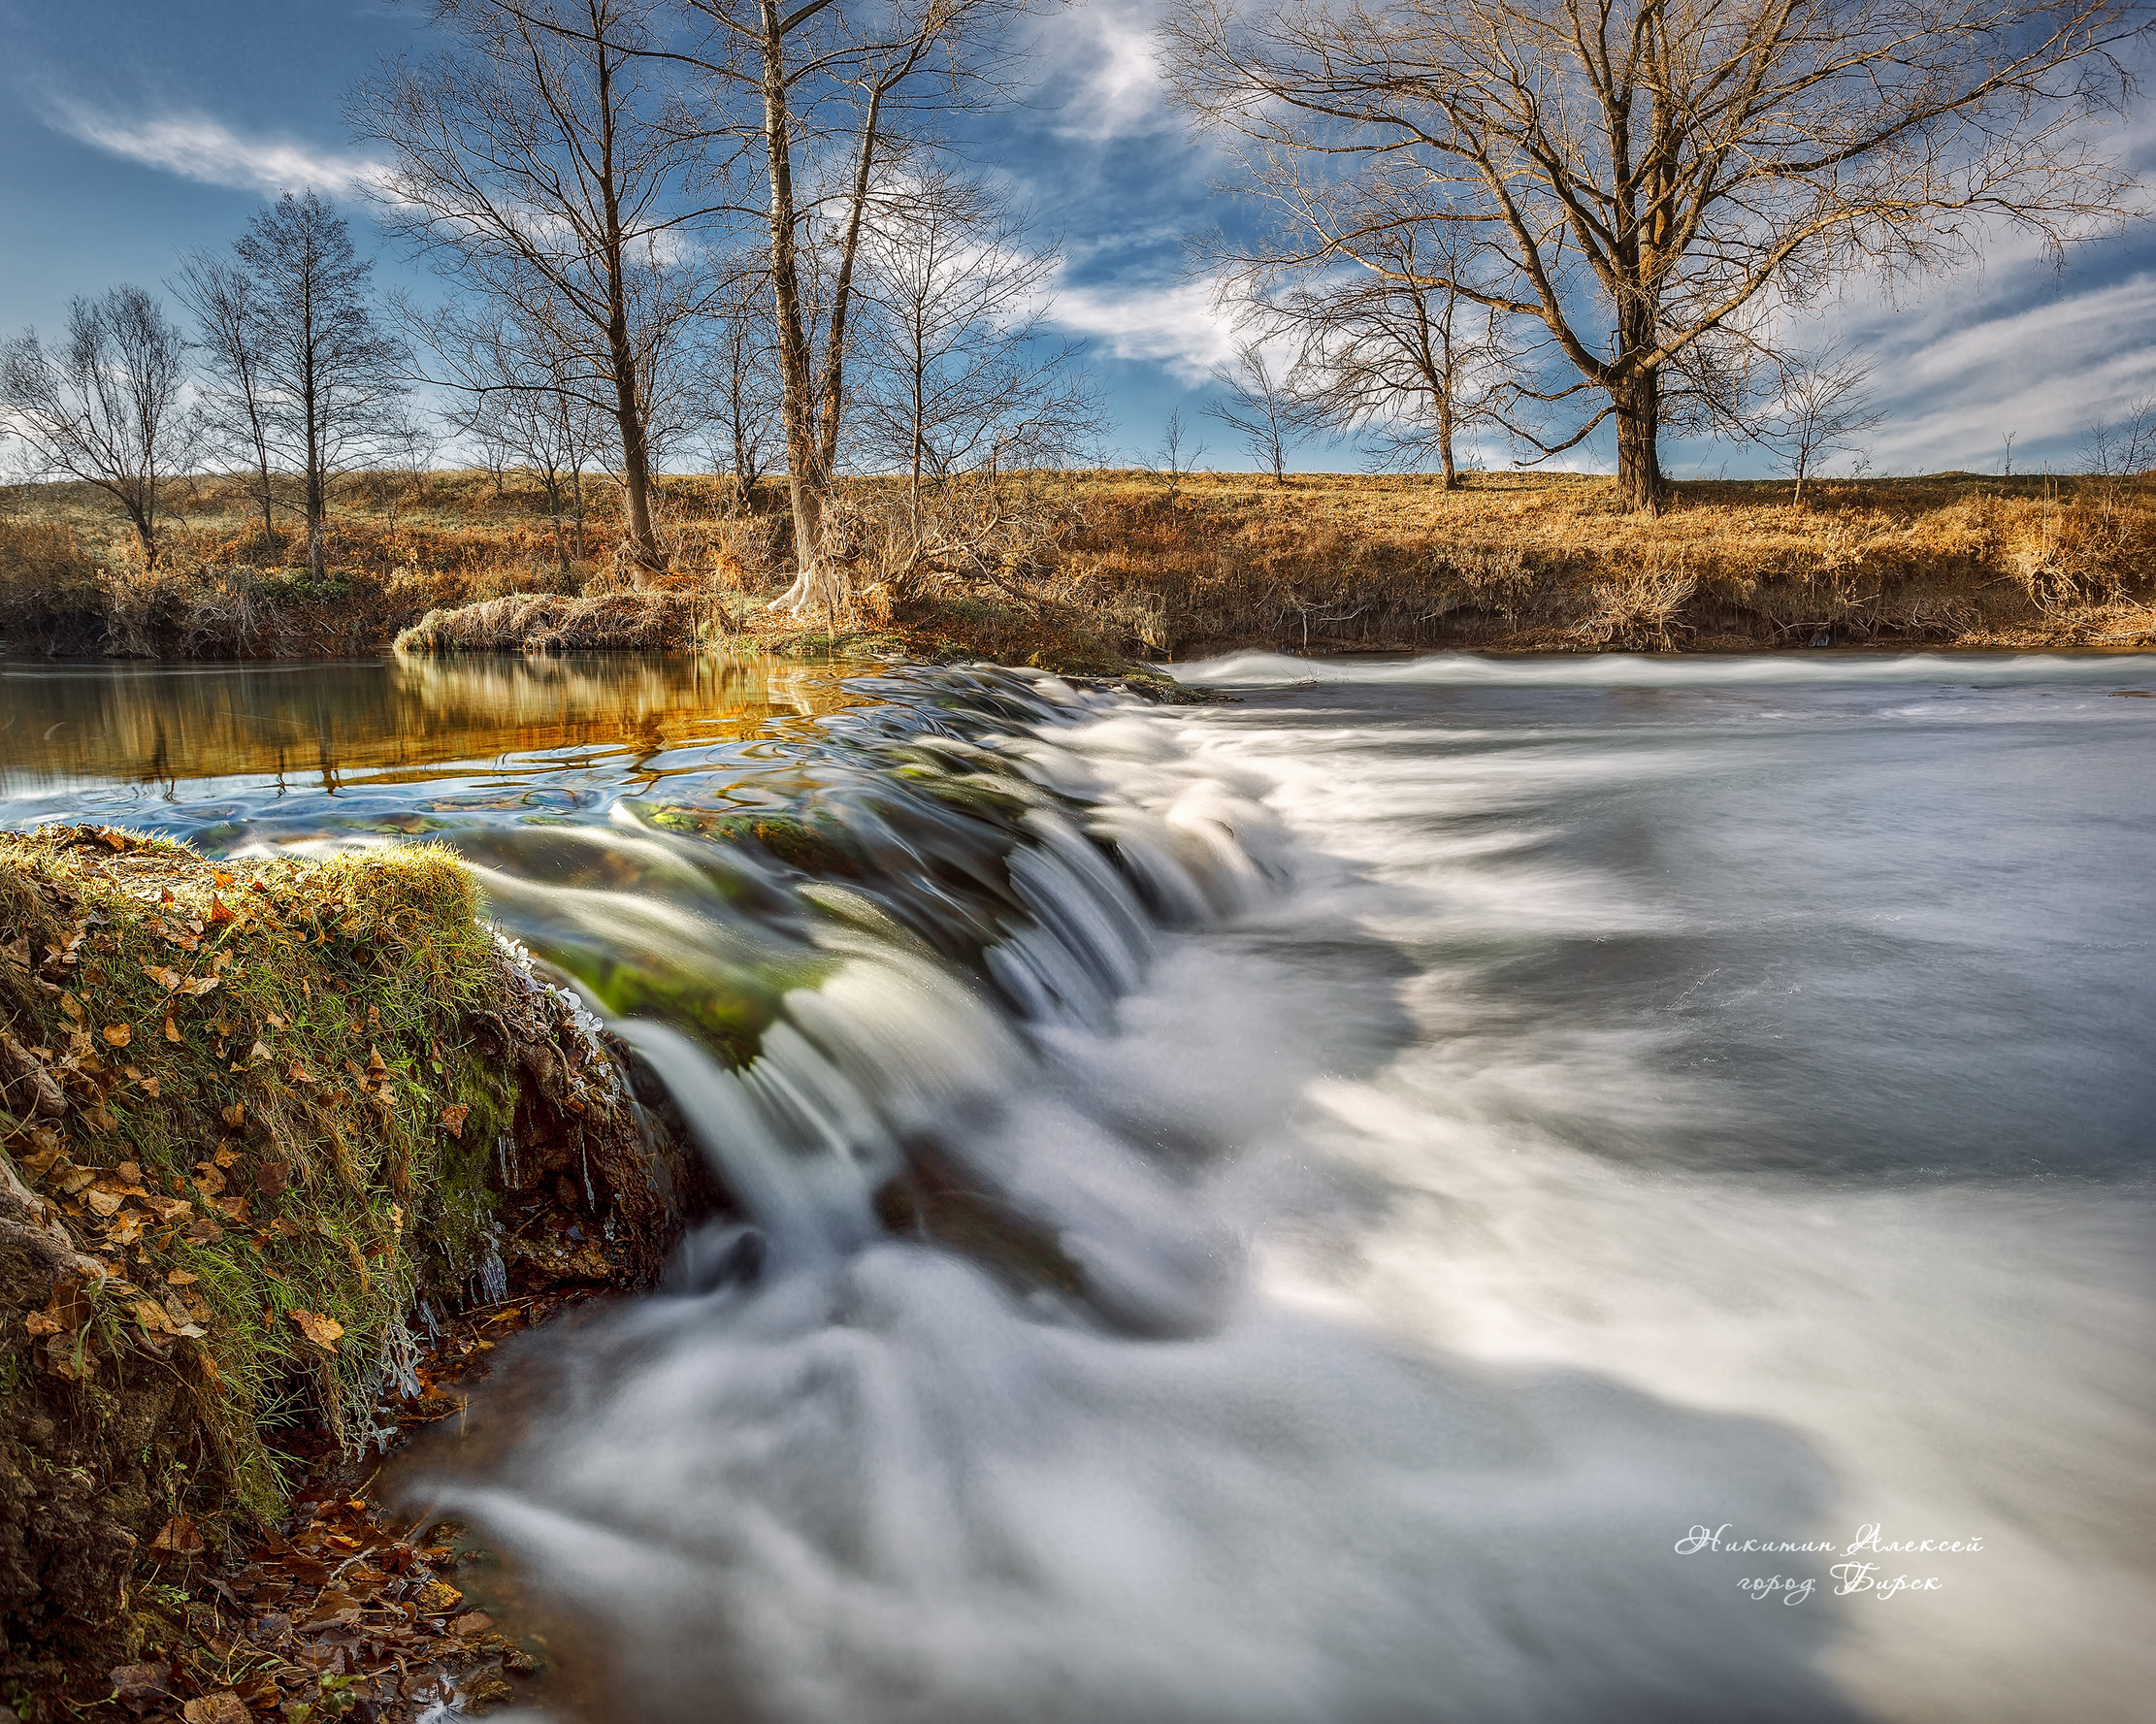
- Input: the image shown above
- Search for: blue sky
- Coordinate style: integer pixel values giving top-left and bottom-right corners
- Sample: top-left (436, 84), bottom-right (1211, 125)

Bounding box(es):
top-left (4, 0), bottom-right (2154, 478)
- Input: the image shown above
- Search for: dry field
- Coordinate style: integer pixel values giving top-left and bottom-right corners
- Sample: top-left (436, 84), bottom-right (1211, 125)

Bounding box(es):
top-left (4, 466), bottom-right (2153, 667)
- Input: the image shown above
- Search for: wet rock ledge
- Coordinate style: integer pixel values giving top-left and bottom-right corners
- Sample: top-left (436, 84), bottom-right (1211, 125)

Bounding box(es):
top-left (0, 827), bottom-right (712, 1718)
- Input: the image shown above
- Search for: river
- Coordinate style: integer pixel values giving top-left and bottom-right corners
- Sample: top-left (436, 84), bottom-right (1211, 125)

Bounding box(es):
top-left (4, 649), bottom-right (2151, 1723)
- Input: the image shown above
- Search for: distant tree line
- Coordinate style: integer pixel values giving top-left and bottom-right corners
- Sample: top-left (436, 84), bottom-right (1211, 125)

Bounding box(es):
top-left (0, 0), bottom-right (1101, 600)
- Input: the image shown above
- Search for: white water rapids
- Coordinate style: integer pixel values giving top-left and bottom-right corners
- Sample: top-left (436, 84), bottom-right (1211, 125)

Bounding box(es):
top-left (376, 652), bottom-right (2156, 1724)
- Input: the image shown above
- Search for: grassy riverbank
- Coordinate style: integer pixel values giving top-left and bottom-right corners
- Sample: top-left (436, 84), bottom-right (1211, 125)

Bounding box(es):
top-left (5, 468), bottom-right (2153, 665)
top-left (0, 828), bottom-right (706, 1717)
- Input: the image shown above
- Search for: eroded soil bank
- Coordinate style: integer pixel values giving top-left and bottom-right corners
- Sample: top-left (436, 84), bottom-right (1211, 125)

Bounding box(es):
top-left (0, 828), bottom-right (715, 1721)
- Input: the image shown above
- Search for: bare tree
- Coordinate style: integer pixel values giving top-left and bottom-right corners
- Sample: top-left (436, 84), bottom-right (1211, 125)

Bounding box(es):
top-left (353, 0), bottom-right (710, 579)
top-left (701, 254), bottom-right (785, 504)
top-left (224, 191), bottom-right (408, 580)
top-left (173, 252), bottom-right (281, 551)
top-left (657, 0), bottom-right (1046, 612)
top-left (1257, 217), bottom-right (1524, 486)
top-left (0, 286), bottom-right (196, 569)
top-left (1156, 407), bottom-right (1209, 501)
top-left (1163, 0), bottom-right (2151, 513)
top-left (2081, 395), bottom-right (2156, 474)
top-left (1741, 343), bottom-right (1885, 502)
top-left (1203, 341), bottom-right (1311, 484)
top-left (406, 293), bottom-right (613, 569)
top-left (850, 165), bottom-right (1095, 524)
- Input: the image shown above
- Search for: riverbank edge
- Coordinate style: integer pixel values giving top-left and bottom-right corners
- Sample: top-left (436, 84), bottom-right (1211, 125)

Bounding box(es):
top-left (9, 472), bottom-right (2154, 667)
top-left (0, 828), bottom-right (717, 1720)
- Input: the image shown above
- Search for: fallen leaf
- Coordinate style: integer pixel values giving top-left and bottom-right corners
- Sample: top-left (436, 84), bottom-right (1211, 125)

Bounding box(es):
top-left (105, 1212), bottom-right (146, 1247)
top-left (182, 1216), bottom-right (223, 1243)
top-left (220, 1103), bottom-right (245, 1128)
top-left (42, 1332), bottom-right (93, 1381)
top-left (287, 1061), bottom-right (315, 1085)
top-left (212, 1143), bottom-right (241, 1167)
top-left (131, 1298), bottom-right (175, 1335)
top-left (1, 933), bottom-right (29, 969)
top-left (287, 1310), bottom-right (344, 1351)
top-left (55, 1164), bottom-right (97, 1196)
top-left (414, 1578), bottom-right (462, 1614)
top-left (439, 1103), bottom-right (470, 1139)
top-left (191, 1162), bottom-right (228, 1198)
top-left (178, 975), bottom-right (220, 996)
top-left (114, 1159), bottom-right (144, 1184)
top-left (138, 1074), bottom-right (160, 1097)
top-left (208, 895), bottom-right (238, 925)
top-left (144, 963), bottom-right (184, 991)
top-left (255, 1161), bottom-right (289, 1197)
top-left (85, 1188), bottom-right (127, 1218)
top-left (180, 1690), bottom-right (248, 1724)
top-left (167, 1267), bottom-right (199, 1285)
top-left (102, 1025), bottom-right (132, 1048)
top-left (452, 1611), bottom-right (495, 1639)
top-left (143, 1196), bottom-right (193, 1223)
top-left (366, 1045), bottom-right (388, 1077)
top-left (246, 1040), bottom-right (271, 1063)
top-left (60, 993), bottom-right (83, 1022)
top-left (110, 1662), bottom-right (170, 1704)
top-left (84, 1107), bottom-right (118, 1132)
top-left (22, 1138), bottom-right (66, 1176)
top-left (266, 1012), bottom-right (287, 1031)
top-left (150, 1514), bottom-right (204, 1554)
top-left (212, 868), bottom-right (236, 888)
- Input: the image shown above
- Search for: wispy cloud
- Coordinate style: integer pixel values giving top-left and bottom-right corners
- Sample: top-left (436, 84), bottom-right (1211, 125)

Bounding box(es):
top-left (1029, 1), bottom-right (1176, 143)
top-left (45, 98), bottom-right (385, 197)
top-left (1045, 276), bottom-right (1237, 379)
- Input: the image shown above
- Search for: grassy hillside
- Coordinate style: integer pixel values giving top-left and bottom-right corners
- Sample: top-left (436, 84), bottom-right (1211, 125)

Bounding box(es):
top-left (4, 465), bottom-right (2152, 666)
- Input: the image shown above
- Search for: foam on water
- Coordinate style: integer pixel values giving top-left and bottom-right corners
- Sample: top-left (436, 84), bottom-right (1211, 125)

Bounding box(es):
top-left (388, 672), bottom-right (2156, 1724)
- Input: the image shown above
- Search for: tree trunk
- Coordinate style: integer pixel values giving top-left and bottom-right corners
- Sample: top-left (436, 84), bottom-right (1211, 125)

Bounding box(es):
top-left (1613, 364), bottom-right (1668, 514)
top-left (594, 41), bottom-right (662, 581)
top-left (762, 5), bottom-right (831, 613)
top-left (607, 302), bottom-right (661, 577)
top-left (816, 83), bottom-right (884, 479)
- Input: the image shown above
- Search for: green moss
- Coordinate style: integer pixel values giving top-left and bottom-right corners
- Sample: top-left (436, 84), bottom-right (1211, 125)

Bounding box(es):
top-left (0, 826), bottom-right (513, 1544)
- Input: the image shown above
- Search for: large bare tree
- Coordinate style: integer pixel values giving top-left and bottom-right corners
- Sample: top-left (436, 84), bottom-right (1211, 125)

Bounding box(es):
top-left (232, 192), bottom-right (409, 579)
top-left (0, 287), bottom-right (196, 569)
top-left (1163, 0), bottom-right (2151, 511)
top-left (354, 0), bottom-right (711, 577)
top-left (661, 0), bottom-right (1041, 610)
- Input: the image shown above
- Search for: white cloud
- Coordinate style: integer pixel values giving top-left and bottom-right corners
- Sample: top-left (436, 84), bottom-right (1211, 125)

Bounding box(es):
top-left (1029, 1), bottom-right (1173, 143)
top-left (1045, 276), bottom-right (1237, 379)
top-left (45, 99), bottom-right (385, 197)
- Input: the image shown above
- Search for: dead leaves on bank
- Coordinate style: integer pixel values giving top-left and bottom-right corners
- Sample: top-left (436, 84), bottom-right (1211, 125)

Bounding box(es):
top-left (287, 1310), bottom-right (345, 1352)
top-left (117, 1492), bottom-right (541, 1724)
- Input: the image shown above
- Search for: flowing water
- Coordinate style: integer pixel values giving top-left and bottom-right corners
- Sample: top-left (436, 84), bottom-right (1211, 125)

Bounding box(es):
top-left (5, 649), bottom-right (2152, 1723)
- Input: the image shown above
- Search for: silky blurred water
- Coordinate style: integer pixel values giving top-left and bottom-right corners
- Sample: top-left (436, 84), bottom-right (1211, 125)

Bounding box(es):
top-left (5, 649), bottom-right (2151, 1723)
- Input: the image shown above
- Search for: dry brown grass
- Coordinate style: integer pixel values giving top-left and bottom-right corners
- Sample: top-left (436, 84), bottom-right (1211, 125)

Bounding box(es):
top-left (7, 465), bottom-right (2153, 663)
top-left (1048, 469), bottom-right (2156, 654)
